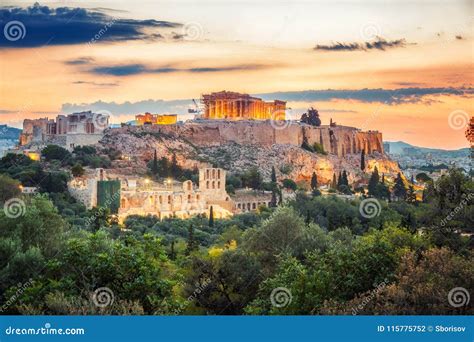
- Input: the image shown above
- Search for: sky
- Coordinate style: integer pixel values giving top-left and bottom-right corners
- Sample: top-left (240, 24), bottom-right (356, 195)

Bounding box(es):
top-left (0, 0), bottom-right (472, 149)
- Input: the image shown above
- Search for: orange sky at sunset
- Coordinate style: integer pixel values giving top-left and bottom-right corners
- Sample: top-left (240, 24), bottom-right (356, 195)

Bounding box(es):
top-left (0, 1), bottom-right (472, 149)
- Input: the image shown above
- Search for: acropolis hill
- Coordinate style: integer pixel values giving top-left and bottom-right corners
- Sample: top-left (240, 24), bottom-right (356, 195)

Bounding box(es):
top-left (101, 119), bottom-right (398, 185)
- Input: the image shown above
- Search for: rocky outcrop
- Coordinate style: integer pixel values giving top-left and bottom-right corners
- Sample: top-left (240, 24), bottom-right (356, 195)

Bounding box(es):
top-left (109, 120), bottom-right (383, 157)
top-left (99, 120), bottom-right (399, 185)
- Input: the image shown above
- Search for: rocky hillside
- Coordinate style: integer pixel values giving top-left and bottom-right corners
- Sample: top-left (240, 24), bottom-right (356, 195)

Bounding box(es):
top-left (99, 125), bottom-right (400, 185)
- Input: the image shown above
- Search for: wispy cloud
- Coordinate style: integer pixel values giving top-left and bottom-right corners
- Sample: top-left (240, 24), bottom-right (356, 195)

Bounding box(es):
top-left (0, 3), bottom-right (180, 48)
top-left (61, 87), bottom-right (474, 117)
top-left (64, 57), bottom-right (96, 65)
top-left (86, 63), bottom-right (270, 76)
top-left (258, 87), bottom-right (474, 104)
top-left (72, 80), bottom-right (119, 87)
top-left (314, 37), bottom-right (407, 52)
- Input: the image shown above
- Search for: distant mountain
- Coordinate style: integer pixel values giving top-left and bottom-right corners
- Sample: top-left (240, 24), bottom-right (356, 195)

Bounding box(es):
top-left (385, 141), bottom-right (469, 157)
top-left (0, 125), bottom-right (21, 140)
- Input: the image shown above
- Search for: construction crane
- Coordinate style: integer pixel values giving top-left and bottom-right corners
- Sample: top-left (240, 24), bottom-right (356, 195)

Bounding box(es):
top-left (188, 99), bottom-right (201, 113)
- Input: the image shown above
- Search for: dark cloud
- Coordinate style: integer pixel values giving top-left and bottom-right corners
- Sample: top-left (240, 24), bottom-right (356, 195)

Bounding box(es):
top-left (0, 3), bottom-right (180, 48)
top-left (86, 63), bottom-right (268, 76)
top-left (64, 57), bottom-right (95, 65)
top-left (314, 37), bottom-right (407, 52)
top-left (257, 87), bottom-right (474, 105)
top-left (455, 35), bottom-right (464, 40)
top-left (73, 80), bottom-right (119, 87)
top-left (171, 32), bottom-right (185, 40)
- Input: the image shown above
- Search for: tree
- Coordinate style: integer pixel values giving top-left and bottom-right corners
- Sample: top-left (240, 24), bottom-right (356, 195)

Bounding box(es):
top-left (360, 149), bottom-right (365, 171)
top-left (311, 172), bottom-right (318, 191)
top-left (341, 170), bottom-right (349, 186)
top-left (186, 224), bottom-right (197, 255)
top-left (71, 163), bottom-right (85, 177)
top-left (282, 179), bottom-right (297, 191)
top-left (337, 172), bottom-right (342, 187)
top-left (270, 189), bottom-right (278, 207)
top-left (152, 149), bottom-right (159, 175)
top-left (393, 173), bottom-right (407, 201)
top-left (300, 107), bottom-right (321, 126)
top-left (271, 166), bottom-right (277, 184)
top-left (331, 173), bottom-right (337, 189)
top-left (170, 153), bottom-right (180, 178)
top-left (0, 174), bottom-right (21, 203)
top-left (208, 206), bottom-right (214, 227)
top-left (41, 145), bottom-right (71, 163)
top-left (416, 172), bottom-right (431, 184)
top-left (368, 166), bottom-right (380, 197)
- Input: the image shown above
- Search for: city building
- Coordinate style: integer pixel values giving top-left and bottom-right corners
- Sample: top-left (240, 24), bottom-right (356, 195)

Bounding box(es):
top-left (135, 113), bottom-right (178, 125)
top-left (201, 91), bottom-right (286, 120)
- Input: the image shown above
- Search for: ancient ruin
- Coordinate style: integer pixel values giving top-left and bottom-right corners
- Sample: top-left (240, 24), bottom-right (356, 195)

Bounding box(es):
top-left (201, 91), bottom-right (286, 120)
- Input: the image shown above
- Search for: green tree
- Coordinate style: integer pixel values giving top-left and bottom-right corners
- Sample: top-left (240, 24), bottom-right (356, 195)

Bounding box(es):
top-left (0, 174), bottom-right (21, 203)
top-left (331, 173), bottom-right (337, 189)
top-left (271, 166), bottom-right (277, 183)
top-left (368, 166), bottom-right (380, 197)
top-left (152, 149), bottom-right (159, 175)
top-left (282, 179), bottom-right (297, 191)
top-left (310, 172), bottom-right (318, 191)
top-left (393, 173), bottom-right (407, 201)
top-left (208, 206), bottom-right (214, 227)
top-left (186, 224), bottom-right (197, 255)
top-left (360, 149), bottom-right (365, 171)
top-left (41, 145), bottom-right (71, 163)
top-left (71, 163), bottom-right (85, 177)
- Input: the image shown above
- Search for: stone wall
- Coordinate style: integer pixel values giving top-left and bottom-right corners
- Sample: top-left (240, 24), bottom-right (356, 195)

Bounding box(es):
top-left (112, 120), bottom-right (383, 157)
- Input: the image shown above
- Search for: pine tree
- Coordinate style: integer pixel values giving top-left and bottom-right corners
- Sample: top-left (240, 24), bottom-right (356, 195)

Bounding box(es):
top-left (342, 170), bottom-right (349, 186)
top-left (152, 149), bottom-right (159, 175)
top-left (331, 173), bottom-right (337, 189)
top-left (381, 173), bottom-right (385, 184)
top-left (278, 188), bottom-right (283, 204)
top-left (393, 172), bottom-right (407, 201)
top-left (170, 239), bottom-right (176, 260)
top-left (185, 224), bottom-right (197, 255)
top-left (271, 166), bottom-right (277, 183)
top-left (208, 206), bottom-right (214, 227)
top-left (368, 166), bottom-right (380, 197)
top-left (171, 153), bottom-right (180, 178)
top-left (337, 172), bottom-right (342, 187)
top-left (360, 149), bottom-right (365, 171)
top-left (310, 172), bottom-right (318, 191)
top-left (270, 189), bottom-right (277, 207)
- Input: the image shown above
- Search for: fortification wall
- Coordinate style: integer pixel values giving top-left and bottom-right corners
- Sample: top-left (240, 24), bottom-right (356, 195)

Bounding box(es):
top-left (112, 120), bottom-right (384, 157)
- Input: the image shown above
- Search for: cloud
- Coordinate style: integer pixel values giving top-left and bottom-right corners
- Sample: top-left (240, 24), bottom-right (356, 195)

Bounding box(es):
top-left (61, 99), bottom-right (192, 116)
top-left (64, 57), bottom-right (95, 65)
top-left (72, 80), bottom-right (119, 87)
top-left (0, 3), bottom-right (180, 48)
top-left (61, 87), bottom-right (474, 117)
top-left (314, 37), bottom-right (407, 51)
top-left (455, 35), bottom-right (464, 40)
top-left (257, 87), bottom-right (474, 105)
top-left (85, 63), bottom-right (269, 76)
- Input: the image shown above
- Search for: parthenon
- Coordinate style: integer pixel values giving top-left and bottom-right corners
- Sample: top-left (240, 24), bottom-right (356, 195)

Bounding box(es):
top-left (201, 91), bottom-right (286, 120)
